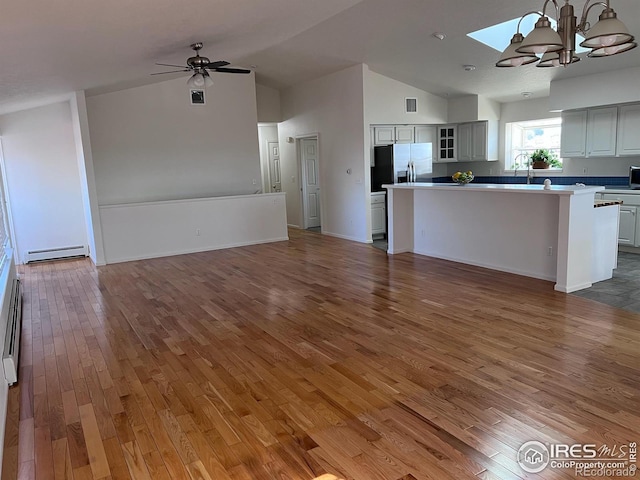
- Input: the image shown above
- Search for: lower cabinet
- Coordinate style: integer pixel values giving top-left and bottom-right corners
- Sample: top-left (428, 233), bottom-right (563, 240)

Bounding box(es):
top-left (600, 193), bottom-right (640, 246)
top-left (371, 192), bottom-right (386, 237)
top-left (618, 206), bottom-right (637, 245)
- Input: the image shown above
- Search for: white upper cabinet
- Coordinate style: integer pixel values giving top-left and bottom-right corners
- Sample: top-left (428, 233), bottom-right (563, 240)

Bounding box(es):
top-left (414, 125), bottom-right (436, 144)
top-left (395, 126), bottom-right (415, 143)
top-left (456, 121), bottom-right (496, 162)
top-left (617, 104), bottom-right (640, 156)
top-left (438, 125), bottom-right (457, 162)
top-left (472, 122), bottom-right (490, 161)
top-left (586, 107), bottom-right (617, 157)
top-left (373, 126), bottom-right (415, 145)
top-left (374, 126), bottom-right (396, 146)
top-left (561, 110), bottom-right (587, 158)
top-left (457, 123), bottom-right (473, 162)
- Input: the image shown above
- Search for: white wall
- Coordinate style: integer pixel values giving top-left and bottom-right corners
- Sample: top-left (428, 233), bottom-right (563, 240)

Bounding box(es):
top-left (100, 193), bottom-right (288, 263)
top-left (257, 124), bottom-right (279, 193)
top-left (279, 64), bottom-right (368, 241)
top-left (364, 67), bottom-right (448, 125)
top-left (87, 74), bottom-right (262, 205)
top-left (550, 67), bottom-right (640, 111)
top-left (0, 102), bottom-right (88, 263)
top-left (70, 92), bottom-right (106, 265)
top-left (256, 84), bottom-right (282, 123)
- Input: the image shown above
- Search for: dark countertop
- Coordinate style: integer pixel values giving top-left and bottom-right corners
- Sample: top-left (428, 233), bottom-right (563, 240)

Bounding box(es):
top-left (594, 200), bottom-right (623, 208)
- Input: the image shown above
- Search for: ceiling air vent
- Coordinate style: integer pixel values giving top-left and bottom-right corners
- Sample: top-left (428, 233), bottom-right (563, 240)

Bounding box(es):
top-left (405, 97), bottom-right (417, 113)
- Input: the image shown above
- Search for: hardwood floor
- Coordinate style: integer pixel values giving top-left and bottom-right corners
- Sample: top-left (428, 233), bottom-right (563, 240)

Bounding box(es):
top-left (3, 227), bottom-right (640, 479)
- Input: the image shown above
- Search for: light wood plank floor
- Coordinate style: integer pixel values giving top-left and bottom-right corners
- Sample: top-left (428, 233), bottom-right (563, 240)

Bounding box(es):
top-left (3, 228), bottom-right (640, 479)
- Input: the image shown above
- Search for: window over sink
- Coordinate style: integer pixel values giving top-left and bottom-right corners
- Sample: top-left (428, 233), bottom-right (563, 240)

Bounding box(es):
top-left (505, 117), bottom-right (562, 171)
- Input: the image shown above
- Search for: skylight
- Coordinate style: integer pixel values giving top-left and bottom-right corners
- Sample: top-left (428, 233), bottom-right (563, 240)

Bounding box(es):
top-left (468, 15), bottom-right (589, 54)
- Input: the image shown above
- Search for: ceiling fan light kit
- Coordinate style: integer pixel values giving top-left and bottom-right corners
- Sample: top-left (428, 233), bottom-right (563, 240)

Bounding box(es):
top-left (153, 42), bottom-right (251, 87)
top-left (496, 0), bottom-right (636, 68)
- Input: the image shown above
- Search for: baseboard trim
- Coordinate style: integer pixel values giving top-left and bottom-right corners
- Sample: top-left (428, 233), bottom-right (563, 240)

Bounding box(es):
top-left (321, 231), bottom-right (368, 244)
top-left (105, 237), bottom-right (290, 264)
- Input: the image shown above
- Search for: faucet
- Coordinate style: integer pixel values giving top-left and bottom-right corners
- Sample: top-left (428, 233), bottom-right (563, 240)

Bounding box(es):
top-left (513, 153), bottom-right (532, 184)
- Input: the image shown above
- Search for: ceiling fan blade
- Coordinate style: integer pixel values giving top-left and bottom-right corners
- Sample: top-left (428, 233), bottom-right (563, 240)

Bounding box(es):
top-left (150, 70), bottom-right (190, 75)
top-left (213, 67), bottom-right (252, 74)
top-left (205, 61), bottom-right (230, 69)
top-left (155, 62), bottom-right (189, 68)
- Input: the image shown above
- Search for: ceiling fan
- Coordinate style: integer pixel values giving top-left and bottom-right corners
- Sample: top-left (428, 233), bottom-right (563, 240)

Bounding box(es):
top-left (152, 42), bottom-right (251, 88)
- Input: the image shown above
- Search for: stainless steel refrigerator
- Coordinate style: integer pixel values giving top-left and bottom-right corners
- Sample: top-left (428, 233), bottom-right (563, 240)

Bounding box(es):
top-left (371, 143), bottom-right (433, 192)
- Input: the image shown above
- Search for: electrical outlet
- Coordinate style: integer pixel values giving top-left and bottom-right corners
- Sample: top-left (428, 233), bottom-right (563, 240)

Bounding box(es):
top-left (548, 246), bottom-right (553, 256)
top-left (421, 229), bottom-right (426, 237)
top-left (252, 179), bottom-right (257, 185)
top-left (489, 168), bottom-right (493, 175)
top-left (196, 229), bottom-right (201, 236)
top-left (582, 167), bottom-right (588, 174)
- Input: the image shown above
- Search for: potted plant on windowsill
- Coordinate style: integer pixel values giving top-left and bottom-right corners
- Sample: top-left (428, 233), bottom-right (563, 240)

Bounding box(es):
top-left (530, 149), bottom-right (561, 169)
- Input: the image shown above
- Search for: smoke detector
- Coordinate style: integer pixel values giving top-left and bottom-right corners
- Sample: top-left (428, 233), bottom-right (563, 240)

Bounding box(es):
top-left (463, 64), bottom-right (477, 71)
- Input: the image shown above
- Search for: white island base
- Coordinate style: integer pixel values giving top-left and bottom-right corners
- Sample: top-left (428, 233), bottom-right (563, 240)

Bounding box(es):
top-left (384, 183), bottom-right (618, 293)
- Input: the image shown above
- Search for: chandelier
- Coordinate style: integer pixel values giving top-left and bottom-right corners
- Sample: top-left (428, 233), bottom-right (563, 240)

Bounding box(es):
top-left (497, 0), bottom-right (636, 67)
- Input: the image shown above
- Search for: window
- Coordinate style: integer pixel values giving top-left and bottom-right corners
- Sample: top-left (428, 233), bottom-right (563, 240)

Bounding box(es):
top-left (505, 118), bottom-right (562, 171)
top-left (0, 141), bottom-right (11, 270)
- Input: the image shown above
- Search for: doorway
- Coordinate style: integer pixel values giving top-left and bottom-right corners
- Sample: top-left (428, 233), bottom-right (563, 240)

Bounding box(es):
top-left (299, 137), bottom-right (321, 229)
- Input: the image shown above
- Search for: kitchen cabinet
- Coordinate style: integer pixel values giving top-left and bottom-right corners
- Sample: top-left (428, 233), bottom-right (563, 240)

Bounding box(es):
top-left (373, 126), bottom-right (414, 145)
top-left (373, 126), bottom-right (396, 146)
top-left (600, 192), bottom-right (640, 246)
top-left (438, 125), bottom-right (457, 162)
top-left (457, 123), bottom-right (473, 161)
top-left (560, 110), bottom-right (587, 158)
top-left (415, 125), bottom-right (436, 144)
top-left (395, 126), bottom-right (415, 143)
top-left (371, 192), bottom-right (386, 238)
top-left (617, 104), bottom-right (640, 156)
top-left (457, 121), bottom-right (497, 161)
top-left (618, 206), bottom-right (637, 246)
top-left (586, 107), bottom-right (617, 157)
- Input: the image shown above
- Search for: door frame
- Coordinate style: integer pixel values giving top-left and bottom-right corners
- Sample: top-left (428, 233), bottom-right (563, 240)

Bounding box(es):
top-left (0, 139), bottom-right (19, 262)
top-left (296, 133), bottom-right (321, 230)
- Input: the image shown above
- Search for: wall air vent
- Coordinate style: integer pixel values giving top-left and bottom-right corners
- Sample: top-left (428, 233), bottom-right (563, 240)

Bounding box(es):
top-left (405, 97), bottom-right (418, 113)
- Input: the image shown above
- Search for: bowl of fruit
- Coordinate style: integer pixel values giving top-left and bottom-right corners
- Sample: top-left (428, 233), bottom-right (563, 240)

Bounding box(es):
top-left (452, 171), bottom-right (474, 185)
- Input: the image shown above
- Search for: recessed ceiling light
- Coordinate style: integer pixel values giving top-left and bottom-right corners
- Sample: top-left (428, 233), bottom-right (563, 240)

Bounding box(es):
top-left (522, 91), bottom-right (533, 98)
top-left (463, 64), bottom-right (477, 71)
top-left (433, 32), bottom-right (446, 41)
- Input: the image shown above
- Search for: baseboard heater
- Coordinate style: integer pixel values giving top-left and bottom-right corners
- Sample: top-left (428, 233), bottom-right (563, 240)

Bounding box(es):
top-left (25, 245), bottom-right (88, 263)
top-left (3, 279), bottom-right (22, 385)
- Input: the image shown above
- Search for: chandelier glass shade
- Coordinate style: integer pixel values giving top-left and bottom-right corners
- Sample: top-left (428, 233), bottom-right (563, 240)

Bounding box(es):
top-left (496, 0), bottom-right (636, 68)
top-left (496, 33), bottom-right (540, 67)
top-left (187, 69), bottom-right (214, 88)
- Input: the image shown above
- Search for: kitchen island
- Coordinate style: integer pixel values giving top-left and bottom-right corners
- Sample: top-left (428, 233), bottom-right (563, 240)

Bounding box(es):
top-left (384, 183), bottom-right (618, 293)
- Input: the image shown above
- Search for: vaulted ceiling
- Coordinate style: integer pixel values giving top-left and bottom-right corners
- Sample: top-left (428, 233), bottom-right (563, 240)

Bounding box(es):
top-left (1, 0), bottom-right (638, 113)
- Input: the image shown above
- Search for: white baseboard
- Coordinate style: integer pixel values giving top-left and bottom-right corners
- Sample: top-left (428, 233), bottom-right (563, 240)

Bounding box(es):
top-left (413, 249), bottom-right (556, 283)
top-left (105, 236), bottom-right (289, 264)
top-left (321, 231), bottom-right (369, 244)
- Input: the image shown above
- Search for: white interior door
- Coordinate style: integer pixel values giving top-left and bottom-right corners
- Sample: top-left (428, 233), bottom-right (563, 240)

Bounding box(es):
top-left (301, 138), bottom-right (320, 228)
top-left (268, 142), bottom-right (281, 193)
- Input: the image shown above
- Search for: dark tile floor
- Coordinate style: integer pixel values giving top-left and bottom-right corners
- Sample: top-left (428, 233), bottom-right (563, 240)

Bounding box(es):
top-left (571, 252), bottom-right (640, 313)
